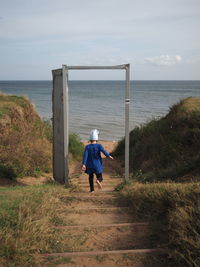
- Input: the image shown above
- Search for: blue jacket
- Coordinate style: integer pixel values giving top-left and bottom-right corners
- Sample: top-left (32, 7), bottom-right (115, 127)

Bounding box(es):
top-left (82, 143), bottom-right (110, 174)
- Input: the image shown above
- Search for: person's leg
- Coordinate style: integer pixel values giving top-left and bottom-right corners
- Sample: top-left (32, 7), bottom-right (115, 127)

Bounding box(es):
top-left (96, 173), bottom-right (103, 189)
top-left (89, 173), bottom-right (94, 192)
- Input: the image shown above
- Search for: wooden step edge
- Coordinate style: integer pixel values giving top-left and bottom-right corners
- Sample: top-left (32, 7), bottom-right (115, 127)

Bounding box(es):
top-left (78, 185), bottom-right (120, 188)
top-left (80, 190), bottom-right (116, 193)
top-left (78, 188), bottom-right (118, 191)
top-left (77, 183), bottom-right (122, 186)
top-left (37, 248), bottom-right (167, 258)
top-left (80, 185), bottom-right (118, 188)
top-left (74, 185), bottom-right (119, 188)
top-left (70, 191), bottom-right (117, 195)
top-left (77, 180), bottom-right (123, 185)
top-left (70, 194), bottom-right (117, 198)
top-left (55, 222), bottom-right (149, 229)
top-left (59, 205), bottom-right (127, 211)
top-left (80, 189), bottom-right (115, 191)
top-left (63, 207), bottom-right (130, 212)
top-left (78, 181), bottom-right (123, 184)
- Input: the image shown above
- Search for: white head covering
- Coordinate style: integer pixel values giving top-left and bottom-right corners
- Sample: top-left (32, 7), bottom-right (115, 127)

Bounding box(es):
top-left (89, 129), bottom-right (99, 141)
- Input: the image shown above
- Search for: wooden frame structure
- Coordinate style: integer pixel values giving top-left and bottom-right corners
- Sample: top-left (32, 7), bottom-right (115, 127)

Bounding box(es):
top-left (52, 64), bottom-right (130, 184)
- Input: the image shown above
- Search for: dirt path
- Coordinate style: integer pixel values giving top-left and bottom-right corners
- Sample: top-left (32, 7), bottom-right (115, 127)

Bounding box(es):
top-left (37, 142), bottom-right (165, 266)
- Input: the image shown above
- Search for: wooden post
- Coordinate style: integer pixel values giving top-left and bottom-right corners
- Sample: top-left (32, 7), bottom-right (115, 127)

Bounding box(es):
top-left (52, 66), bottom-right (69, 184)
top-left (125, 64), bottom-right (130, 182)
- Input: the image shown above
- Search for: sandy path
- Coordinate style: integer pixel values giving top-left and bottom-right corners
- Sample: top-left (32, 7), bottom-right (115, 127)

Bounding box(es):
top-left (37, 141), bottom-right (165, 266)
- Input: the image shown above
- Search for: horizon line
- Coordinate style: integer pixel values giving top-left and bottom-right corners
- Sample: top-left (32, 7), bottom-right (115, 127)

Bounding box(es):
top-left (0, 79), bottom-right (200, 82)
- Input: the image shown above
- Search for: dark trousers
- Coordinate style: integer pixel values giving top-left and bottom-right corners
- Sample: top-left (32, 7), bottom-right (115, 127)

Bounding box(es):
top-left (89, 173), bottom-right (103, 192)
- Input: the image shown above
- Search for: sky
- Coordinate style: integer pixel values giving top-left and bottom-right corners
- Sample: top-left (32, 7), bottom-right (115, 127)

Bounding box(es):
top-left (0, 0), bottom-right (200, 80)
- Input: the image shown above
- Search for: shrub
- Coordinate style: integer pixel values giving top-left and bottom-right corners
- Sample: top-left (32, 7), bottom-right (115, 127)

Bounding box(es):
top-left (113, 98), bottom-right (200, 182)
top-left (0, 93), bottom-right (84, 179)
top-left (119, 182), bottom-right (200, 267)
top-left (0, 94), bottom-right (52, 179)
top-left (69, 133), bottom-right (84, 160)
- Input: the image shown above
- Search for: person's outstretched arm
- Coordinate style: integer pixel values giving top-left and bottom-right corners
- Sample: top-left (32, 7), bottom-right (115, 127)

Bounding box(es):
top-left (99, 144), bottom-right (114, 159)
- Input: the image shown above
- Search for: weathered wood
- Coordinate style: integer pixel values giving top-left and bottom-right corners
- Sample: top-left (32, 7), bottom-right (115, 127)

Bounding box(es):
top-left (52, 64), bottom-right (127, 72)
top-left (125, 64), bottom-right (130, 182)
top-left (52, 66), bottom-right (68, 184)
top-left (55, 222), bottom-right (149, 229)
top-left (38, 248), bottom-right (166, 258)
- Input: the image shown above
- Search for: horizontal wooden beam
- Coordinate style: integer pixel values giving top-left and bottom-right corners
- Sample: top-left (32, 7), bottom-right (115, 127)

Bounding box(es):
top-left (38, 248), bottom-right (167, 258)
top-left (52, 64), bottom-right (129, 73)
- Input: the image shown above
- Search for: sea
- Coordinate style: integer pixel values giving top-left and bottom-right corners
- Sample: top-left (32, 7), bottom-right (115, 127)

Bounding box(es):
top-left (0, 80), bottom-right (200, 140)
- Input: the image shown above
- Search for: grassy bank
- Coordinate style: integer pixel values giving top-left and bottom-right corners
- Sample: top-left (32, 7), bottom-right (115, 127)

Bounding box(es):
top-left (0, 184), bottom-right (77, 266)
top-left (0, 93), bottom-right (83, 179)
top-left (114, 97), bottom-right (200, 182)
top-left (118, 182), bottom-right (200, 267)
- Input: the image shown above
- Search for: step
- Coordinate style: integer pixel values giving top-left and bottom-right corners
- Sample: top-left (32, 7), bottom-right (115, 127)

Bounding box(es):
top-left (78, 185), bottom-right (116, 189)
top-left (80, 189), bottom-right (116, 193)
top-left (73, 186), bottom-right (119, 192)
top-left (60, 195), bottom-right (126, 210)
top-left (63, 207), bottom-right (132, 214)
top-left (56, 222), bottom-right (148, 229)
top-left (55, 211), bottom-right (135, 226)
top-left (78, 178), bottom-right (123, 181)
top-left (37, 248), bottom-right (167, 267)
top-left (78, 180), bottom-right (123, 185)
top-left (67, 194), bottom-right (117, 200)
top-left (38, 248), bottom-right (166, 257)
top-left (64, 198), bottom-right (123, 209)
top-left (61, 192), bottom-right (117, 198)
top-left (63, 197), bottom-right (119, 208)
top-left (44, 223), bottom-right (151, 252)
top-left (77, 185), bottom-right (120, 190)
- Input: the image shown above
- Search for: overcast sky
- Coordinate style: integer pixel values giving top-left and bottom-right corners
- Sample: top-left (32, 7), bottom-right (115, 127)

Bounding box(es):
top-left (0, 0), bottom-right (200, 80)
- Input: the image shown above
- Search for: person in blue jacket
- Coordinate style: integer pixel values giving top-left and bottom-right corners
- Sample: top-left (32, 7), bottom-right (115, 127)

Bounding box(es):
top-left (82, 129), bottom-right (113, 192)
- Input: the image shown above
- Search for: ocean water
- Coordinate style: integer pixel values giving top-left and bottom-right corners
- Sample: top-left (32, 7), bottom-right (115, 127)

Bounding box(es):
top-left (0, 80), bottom-right (200, 140)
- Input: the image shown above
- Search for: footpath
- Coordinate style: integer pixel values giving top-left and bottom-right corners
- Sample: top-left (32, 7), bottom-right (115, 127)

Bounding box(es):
top-left (36, 157), bottom-right (165, 266)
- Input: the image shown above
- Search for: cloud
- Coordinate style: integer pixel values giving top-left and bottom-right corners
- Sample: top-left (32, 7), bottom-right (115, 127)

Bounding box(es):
top-left (0, 0), bottom-right (199, 79)
top-left (145, 55), bottom-right (182, 66)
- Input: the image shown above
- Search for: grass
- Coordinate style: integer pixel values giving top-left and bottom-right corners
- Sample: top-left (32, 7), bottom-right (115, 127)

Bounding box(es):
top-left (113, 97), bottom-right (200, 182)
top-left (0, 93), bottom-right (52, 178)
top-left (0, 184), bottom-right (77, 266)
top-left (118, 182), bottom-right (200, 267)
top-left (69, 133), bottom-right (84, 160)
top-left (0, 93), bottom-right (84, 179)
top-left (45, 255), bottom-right (73, 265)
top-left (114, 97), bottom-right (200, 266)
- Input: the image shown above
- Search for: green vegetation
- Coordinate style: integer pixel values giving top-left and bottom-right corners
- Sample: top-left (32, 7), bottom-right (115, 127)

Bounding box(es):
top-left (114, 97), bottom-right (200, 182)
top-left (45, 255), bottom-right (73, 265)
top-left (69, 133), bottom-right (84, 160)
top-left (0, 93), bottom-right (84, 179)
top-left (118, 182), bottom-right (200, 267)
top-left (0, 184), bottom-right (75, 266)
top-left (1, 94), bottom-right (199, 267)
top-left (0, 93), bottom-right (52, 178)
top-left (114, 98), bottom-right (200, 266)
